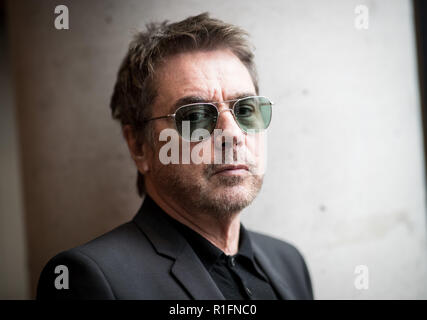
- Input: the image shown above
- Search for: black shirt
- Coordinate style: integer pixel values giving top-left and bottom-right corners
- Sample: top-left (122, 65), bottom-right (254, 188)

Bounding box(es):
top-left (161, 207), bottom-right (279, 300)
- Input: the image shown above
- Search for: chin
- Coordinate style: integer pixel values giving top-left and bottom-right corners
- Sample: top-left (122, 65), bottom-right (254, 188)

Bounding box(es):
top-left (208, 185), bottom-right (258, 211)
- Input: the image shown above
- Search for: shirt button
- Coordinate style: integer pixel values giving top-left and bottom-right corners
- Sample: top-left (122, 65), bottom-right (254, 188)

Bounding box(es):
top-left (245, 287), bottom-right (252, 296)
top-left (229, 256), bottom-right (236, 267)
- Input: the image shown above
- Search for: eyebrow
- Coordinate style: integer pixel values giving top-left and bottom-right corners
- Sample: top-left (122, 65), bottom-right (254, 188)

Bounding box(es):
top-left (169, 92), bottom-right (256, 114)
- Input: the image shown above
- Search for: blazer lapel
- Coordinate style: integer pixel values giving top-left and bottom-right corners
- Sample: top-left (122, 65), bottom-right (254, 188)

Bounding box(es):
top-left (133, 196), bottom-right (225, 300)
top-left (251, 241), bottom-right (297, 300)
top-left (171, 244), bottom-right (225, 300)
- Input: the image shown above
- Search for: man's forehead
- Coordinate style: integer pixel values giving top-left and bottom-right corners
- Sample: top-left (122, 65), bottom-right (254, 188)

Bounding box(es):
top-left (154, 50), bottom-right (256, 112)
top-left (158, 53), bottom-right (247, 86)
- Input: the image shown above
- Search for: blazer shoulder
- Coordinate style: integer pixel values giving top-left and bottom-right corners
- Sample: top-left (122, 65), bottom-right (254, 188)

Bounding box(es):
top-left (37, 220), bottom-right (152, 300)
top-left (36, 246), bottom-right (116, 299)
top-left (248, 230), bottom-right (303, 258)
top-left (71, 220), bottom-right (149, 258)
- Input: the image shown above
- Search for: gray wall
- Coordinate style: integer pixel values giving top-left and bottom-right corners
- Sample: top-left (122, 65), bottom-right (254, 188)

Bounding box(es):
top-left (0, 15), bottom-right (29, 300)
top-left (2, 0), bottom-right (426, 299)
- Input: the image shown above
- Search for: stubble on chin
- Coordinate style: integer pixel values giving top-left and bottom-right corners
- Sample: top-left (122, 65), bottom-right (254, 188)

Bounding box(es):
top-left (153, 163), bottom-right (263, 221)
top-left (200, 173), bottom-right (263, 219)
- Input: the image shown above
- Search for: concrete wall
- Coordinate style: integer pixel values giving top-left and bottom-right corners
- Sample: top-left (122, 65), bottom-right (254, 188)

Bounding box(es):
top-left (3, 0), bottom-right (426, 299)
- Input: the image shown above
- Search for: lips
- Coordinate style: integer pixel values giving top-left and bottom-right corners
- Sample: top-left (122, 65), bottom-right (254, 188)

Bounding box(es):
top-left (213, 164), bottom-right (249, 175)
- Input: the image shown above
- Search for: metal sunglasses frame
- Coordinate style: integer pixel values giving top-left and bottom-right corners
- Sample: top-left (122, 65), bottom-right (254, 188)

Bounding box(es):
top-left (144, 95), bottom-right (274, 138)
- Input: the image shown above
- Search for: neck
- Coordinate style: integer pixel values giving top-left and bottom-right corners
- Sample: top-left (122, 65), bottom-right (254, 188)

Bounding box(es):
top-left (145, 183), bottom-right (241, 255)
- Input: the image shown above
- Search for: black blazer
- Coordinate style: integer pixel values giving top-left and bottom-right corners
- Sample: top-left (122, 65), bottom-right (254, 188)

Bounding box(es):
top-left (37, 197), bottom-right (313, 300)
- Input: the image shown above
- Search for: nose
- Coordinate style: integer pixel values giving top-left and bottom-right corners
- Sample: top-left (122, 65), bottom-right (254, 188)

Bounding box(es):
top-left (214, 107), bottom-right (245, 149)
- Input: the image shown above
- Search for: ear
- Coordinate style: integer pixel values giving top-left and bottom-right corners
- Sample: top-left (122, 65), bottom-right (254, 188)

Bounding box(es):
top-left (122, 125), bottom-right (150, 173)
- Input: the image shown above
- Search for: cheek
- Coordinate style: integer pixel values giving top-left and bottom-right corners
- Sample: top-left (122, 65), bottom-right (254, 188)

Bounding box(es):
top-left (187, 138), bottom-right (214, 164)
top-left (244, 133), bottom-right (267, 174)
top-left (153, 137), bottom-right (208, 176)
top-left (246, 132), bottom-right (265, 154)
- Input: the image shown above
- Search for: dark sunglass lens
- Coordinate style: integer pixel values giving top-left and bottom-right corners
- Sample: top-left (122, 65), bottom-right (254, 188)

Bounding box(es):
top-left (175, 104), bottom-right (217, 141)
top-left (234, 96), bottom-right (272, 133)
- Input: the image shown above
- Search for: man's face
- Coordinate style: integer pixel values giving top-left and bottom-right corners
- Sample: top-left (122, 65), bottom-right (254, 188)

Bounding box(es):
top-left (143, 49), bottom-right (266, 218)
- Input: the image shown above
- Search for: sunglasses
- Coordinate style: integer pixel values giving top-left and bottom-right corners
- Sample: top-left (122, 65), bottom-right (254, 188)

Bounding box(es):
top-left (145, 96), bottom-right (273, 142)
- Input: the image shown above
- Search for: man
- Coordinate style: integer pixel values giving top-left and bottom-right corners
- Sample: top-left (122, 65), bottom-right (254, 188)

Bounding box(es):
top-left (37, 13), bottom-right (313, 300)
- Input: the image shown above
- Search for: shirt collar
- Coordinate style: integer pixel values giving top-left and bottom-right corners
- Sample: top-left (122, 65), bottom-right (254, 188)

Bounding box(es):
top-left (153, 196), bottom-right (255, 271)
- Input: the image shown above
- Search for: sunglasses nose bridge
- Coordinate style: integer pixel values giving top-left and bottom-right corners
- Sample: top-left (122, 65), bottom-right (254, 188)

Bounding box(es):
top-left (215, 107), bottom-right (245, 136)
top-left (217, 107), bottom-right (240, 128)
top-left (217, 108), bottom-right (235, 117)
